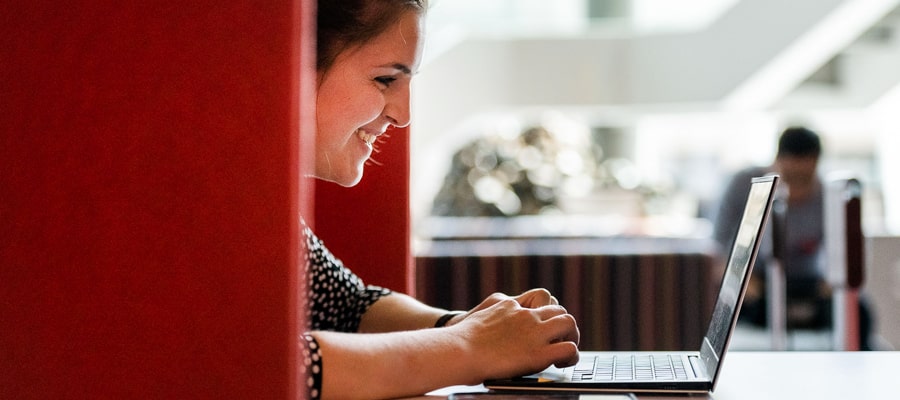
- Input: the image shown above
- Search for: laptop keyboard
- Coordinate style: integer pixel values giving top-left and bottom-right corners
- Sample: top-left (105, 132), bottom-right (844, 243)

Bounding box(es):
top-left (571, 354), bottom-right (689, 382)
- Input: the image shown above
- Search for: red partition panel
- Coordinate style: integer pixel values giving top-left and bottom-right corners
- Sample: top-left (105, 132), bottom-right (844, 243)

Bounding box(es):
top-left (0, 1), bottom-right (312, 398)
top-left (313, 126), bottom-right (414, 294)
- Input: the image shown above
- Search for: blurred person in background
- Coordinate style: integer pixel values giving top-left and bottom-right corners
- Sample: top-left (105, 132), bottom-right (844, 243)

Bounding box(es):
top-left (713, 126), bottom-right (874, 350)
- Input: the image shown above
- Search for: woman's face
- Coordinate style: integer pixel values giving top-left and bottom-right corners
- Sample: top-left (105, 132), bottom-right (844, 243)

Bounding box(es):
top-left (314, 10), bottom-right (425, 186)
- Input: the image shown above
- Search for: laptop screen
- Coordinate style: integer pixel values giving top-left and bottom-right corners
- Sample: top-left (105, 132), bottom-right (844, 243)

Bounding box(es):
top-left (700, 175), bottom-right (778, 387)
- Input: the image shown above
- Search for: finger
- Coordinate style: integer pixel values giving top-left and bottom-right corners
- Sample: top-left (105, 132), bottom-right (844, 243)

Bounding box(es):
top-left (515, 288), bottom-right (553, 308)
top-left (548, 341), bottom-right (580, 368)
top-left (542, 312), bottom-right (580, 345)
top-left (532, 304), bottom-right (569, 321)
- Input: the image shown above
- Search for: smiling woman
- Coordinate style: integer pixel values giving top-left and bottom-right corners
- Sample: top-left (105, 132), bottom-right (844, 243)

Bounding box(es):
top-left (304, 1), bottom-right (581, 399)
top-left (313, 1), bottom-right (423, 187)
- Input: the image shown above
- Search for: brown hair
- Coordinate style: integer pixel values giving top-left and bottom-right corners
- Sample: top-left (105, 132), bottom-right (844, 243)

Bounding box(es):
top-left (316, 0), bottom-right (427, 73)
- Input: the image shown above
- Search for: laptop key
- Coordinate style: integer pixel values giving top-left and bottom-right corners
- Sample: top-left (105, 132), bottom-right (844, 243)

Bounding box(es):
top-left (573, 356), bottom-right (596, 374)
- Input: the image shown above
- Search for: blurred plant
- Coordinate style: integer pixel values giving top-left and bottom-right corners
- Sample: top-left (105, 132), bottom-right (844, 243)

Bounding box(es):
top-left (431, 126), bottom-right (598, 216)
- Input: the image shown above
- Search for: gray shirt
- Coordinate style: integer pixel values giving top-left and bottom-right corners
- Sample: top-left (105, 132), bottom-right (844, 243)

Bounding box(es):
top-left (713, 167), bottom-right (824, 281)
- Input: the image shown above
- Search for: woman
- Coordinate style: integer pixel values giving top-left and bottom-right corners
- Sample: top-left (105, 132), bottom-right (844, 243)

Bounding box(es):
top-left (303, 1), bottom-right (580, 398)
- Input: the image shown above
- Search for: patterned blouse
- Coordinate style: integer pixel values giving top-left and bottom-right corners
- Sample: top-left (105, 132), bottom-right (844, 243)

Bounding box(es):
top-left (301, 221), bottom-right (392, 399)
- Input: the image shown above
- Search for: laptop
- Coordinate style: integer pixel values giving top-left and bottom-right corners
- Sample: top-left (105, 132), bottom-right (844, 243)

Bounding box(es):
top-left (485, 175), bottom-right (779, 394)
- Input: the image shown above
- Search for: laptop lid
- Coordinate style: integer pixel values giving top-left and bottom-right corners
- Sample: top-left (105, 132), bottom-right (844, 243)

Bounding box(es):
top-left (700, 175), bottom-right (779, 390)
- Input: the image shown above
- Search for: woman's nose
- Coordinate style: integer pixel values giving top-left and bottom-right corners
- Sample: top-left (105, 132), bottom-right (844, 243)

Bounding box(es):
top-left (383, 85), bottom-right (411, 128)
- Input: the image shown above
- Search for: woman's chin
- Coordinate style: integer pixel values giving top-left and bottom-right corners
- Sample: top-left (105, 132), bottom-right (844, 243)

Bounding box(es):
top-left (312, 157), bottom-right (366, 187)
top-left (337, 175), bottom-right (363, 187)
top-left (325, 167), bottom-right (365, 187)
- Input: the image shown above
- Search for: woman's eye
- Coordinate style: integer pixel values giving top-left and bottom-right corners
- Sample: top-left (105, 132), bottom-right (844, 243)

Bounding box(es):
top-left (375, 76), bottom-right (397, 87)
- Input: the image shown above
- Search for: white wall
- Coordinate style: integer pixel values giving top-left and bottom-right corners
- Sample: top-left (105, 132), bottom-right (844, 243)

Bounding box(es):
top-left (867, 236), bottom-right (900, 349)
top-left (411, 1), bottom-right (900, 234)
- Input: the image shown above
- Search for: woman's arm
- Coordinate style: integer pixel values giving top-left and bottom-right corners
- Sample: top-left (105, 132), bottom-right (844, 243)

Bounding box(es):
top-left (356, 292), bottom-right (449, 333)
top-left (358, 288), bottom-right (563, 333)
top-left (311, 295), bottom-right (579, 400)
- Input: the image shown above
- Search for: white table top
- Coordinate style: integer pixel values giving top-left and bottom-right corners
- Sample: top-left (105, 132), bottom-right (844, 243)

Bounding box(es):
top-left (711, 351), bottom-right (899, 399)
top-left (421, 351), bottom-right (900, 400)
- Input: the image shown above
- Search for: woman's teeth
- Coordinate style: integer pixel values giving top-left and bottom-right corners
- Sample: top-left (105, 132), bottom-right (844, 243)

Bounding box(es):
top-left (357, 130), bottom-right (376, 147)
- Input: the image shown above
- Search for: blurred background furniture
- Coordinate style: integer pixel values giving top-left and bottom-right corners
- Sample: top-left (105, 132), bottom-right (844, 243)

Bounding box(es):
top-left (416, 216), bottom-right (720, 351)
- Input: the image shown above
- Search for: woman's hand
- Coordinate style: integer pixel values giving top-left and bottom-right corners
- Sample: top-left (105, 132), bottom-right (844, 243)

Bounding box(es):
top-left (449, 295), bottom-right (580, 382)
top-left (313, 288), bottom-right (578, 399)
top-left (512, 288), bottom-right (560, 308)
top-left (443, 288), bottom-right (561, 327)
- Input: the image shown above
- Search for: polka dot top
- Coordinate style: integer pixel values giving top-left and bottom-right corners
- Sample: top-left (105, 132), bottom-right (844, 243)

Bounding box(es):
top-left (301, 221), bottom-right (392, 399)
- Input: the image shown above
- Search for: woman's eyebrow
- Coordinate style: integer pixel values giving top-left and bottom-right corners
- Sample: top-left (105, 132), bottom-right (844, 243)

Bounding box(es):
top-left (390, 63), bottom-right (412, 75)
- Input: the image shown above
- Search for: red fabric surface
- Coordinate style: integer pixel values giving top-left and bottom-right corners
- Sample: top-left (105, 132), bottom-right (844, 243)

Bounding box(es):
top-left (313, 126), bottom-right (414, 294)
top-left (1, 1), bottom-right (312, 398)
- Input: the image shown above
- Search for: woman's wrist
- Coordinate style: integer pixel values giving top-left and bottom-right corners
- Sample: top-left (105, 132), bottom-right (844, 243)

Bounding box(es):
top-left (434, 311), bottom-right (465, 327)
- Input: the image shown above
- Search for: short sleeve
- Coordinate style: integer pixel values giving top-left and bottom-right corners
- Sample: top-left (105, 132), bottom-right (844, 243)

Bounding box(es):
top-left (301, 334), bottom-right (323, 400)
top-left (301, 222), bottom-right (392, 332)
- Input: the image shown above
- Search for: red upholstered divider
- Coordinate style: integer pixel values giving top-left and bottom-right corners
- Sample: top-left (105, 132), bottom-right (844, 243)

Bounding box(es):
top-left (0, 1), bottom-right (313, 398)
top-left (313, 126), bottom-right (414, 294)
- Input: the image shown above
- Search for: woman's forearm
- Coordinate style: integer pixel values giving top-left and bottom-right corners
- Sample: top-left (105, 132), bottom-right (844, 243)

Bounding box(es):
top-left (311, 328), bottom-right (476, 400)
top-left (357, 292), bottom-right (455, 333)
